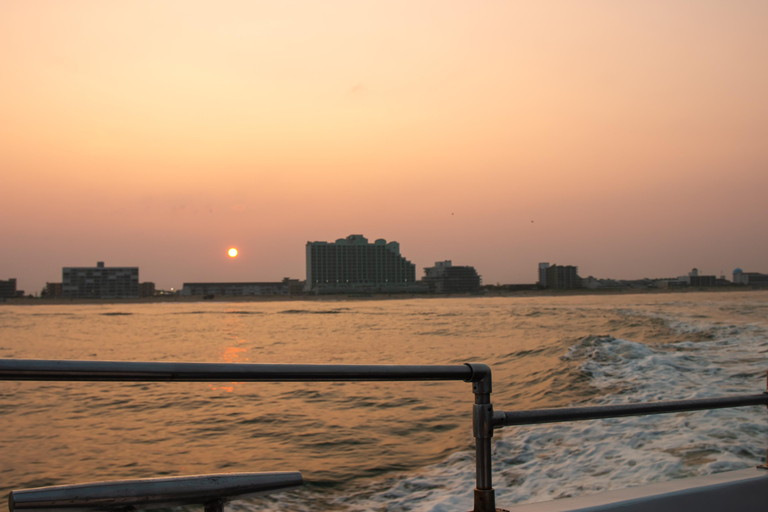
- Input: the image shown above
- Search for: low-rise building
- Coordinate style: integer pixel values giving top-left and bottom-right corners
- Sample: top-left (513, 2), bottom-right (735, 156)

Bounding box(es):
top-left (669, 268), bottom-right (720, 287)
top-left (62, 262), bottom-right (139, 299)
top-left (689, 275), bottom-right (717, 287)
top-left (180, 278), bottom-right (297, 296)
top-left (684, 268), bottom-right (718, 286)
top-left (733, 269), bottom-right (768, 286)
top-left (283, 278), bottom-right (305, 296)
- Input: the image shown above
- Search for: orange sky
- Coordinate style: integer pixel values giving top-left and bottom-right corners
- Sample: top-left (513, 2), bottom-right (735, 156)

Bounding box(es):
top-left (2, 1), bottom-right (767, 292)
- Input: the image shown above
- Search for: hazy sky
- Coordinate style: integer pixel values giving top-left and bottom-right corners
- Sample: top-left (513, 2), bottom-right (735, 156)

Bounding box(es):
top-left (2, 1), bottom-right (767, 292)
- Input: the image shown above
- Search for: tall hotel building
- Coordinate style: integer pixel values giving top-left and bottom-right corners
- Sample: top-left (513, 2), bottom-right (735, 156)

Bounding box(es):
top-left (305, 235), bottom-right (420, 294)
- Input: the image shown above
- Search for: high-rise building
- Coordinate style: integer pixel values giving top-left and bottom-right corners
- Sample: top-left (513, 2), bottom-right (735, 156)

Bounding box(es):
top-left (538, 263), bottom-right (550, 287)
top-left (305, 235), bottom-right (419, 294)
top-left (43, 282), bottom-right (62, 298)
top-left (139, 282), bottom-right (156, 298)
top-left (423, 261), bottom-right (481, 293)
top-left (0, 278), bottom-right (19, 299)
top-left (62, 261), bottom-right (139, 299)
top-left (540, 264), bottom-right (581, 289)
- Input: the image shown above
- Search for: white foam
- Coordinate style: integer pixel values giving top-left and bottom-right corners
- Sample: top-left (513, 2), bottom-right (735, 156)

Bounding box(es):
top-left (335, 304), bottom-right (768, 511)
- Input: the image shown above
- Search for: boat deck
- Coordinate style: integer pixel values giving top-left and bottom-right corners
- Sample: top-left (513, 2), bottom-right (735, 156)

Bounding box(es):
top-left (509, 467), bottom-right (768, 512)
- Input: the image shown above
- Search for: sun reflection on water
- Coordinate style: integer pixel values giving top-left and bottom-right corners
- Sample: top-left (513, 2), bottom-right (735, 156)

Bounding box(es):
top-left (210, 343), bottom-right (249, 393)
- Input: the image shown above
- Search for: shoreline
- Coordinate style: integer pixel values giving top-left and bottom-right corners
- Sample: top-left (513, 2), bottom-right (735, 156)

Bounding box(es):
top-left (1, 286), bottom-right (763, 306)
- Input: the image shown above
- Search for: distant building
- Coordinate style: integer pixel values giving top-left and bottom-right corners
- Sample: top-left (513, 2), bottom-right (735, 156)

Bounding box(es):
top-left (538, 263), bottom-right (549, 287)
top-left (581, 276), bottom-right (607, 289)
top-left (584, 277), bottom-right (656, 289)
top-left (62, 261), bottom-right (139, 299)
top-left (733, 268), bottom-right (768, 287)
top-left (139, 282), bottom-right (156, 298)
top-left (655, 278), bottom-right (690, 289)
top-left (422, 261), bottom-right (481, 293)
top-left (43, 282), bottom-right (62, 298)
top-left (0, 278), bottom-right (21, 299)
top-left (689, 275), bottom-right (717, 287)
top-left (180, 279), bottom-right (294, 297)
top-left (283, 278), bottom-right (305, 296)
top-left (305, 235), bottom-right (421, 294)
top-left (544, 264), bottom-right (581, 289)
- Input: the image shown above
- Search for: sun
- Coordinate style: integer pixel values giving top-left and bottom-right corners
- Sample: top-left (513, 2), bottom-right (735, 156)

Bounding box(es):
top-left (227, 247), bottom-right (238, 258)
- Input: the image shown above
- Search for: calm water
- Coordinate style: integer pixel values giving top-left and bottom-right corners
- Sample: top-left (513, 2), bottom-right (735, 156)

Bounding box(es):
top-left (1, 291), bottom-right (767, 511)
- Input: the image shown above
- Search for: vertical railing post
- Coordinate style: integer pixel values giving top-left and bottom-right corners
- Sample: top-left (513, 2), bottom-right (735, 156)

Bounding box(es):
top-left (466, 363), bottom-right (496, 512)
top-left (205, 500), bottom-right (225, 512)
top-left (762, 369), bottom-right (768, 470)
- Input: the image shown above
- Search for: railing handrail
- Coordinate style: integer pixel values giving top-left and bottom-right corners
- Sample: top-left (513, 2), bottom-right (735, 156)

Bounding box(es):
top-left (9, 472), bottom-right (303, 512)
top-left (495, 393), bottom-right (768, 427)
top-left (0, 359), bottom-right (475, 382)
top-left (0, 358), bottom-right (496, 512)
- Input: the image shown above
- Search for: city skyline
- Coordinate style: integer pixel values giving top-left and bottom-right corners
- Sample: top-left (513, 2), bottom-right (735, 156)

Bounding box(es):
top-left (2, 1), bottom-right (767, 292)
top-left (2, 240), bottom-right (760, 295)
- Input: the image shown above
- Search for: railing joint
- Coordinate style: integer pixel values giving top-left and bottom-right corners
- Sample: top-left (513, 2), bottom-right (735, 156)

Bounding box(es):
top-left (464, 363), bottom-right (492, 395)
top-left (491, 410), bottom-right (505, 430)
top-left (473, 403), bottom-right (495, 439)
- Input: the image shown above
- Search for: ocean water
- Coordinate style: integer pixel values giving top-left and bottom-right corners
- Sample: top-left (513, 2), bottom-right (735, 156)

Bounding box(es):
top-left (1, 291), bottom-right (767, 511)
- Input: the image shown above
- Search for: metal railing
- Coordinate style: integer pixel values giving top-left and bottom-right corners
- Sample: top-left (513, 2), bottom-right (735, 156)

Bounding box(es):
top-left (0, 360), bottom-right (494, 511)
top-left (497, 394), bottom-right (768, 426)
top-left (2, 358), bottom-right (768, 512)
top-left (9, 473), bottom-right (303, 512)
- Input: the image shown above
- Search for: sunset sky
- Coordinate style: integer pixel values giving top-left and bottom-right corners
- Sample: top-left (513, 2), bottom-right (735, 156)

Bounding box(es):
top-left (2, 1), bottom-right (767, 292)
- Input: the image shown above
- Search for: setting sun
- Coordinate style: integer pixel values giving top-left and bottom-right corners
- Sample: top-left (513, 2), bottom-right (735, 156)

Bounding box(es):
top-left (227, 248), bottom-right (238, 258)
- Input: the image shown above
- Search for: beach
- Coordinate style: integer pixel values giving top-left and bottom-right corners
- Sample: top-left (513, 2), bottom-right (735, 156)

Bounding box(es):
top-left (1, 285), bottom-right (758, 306)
